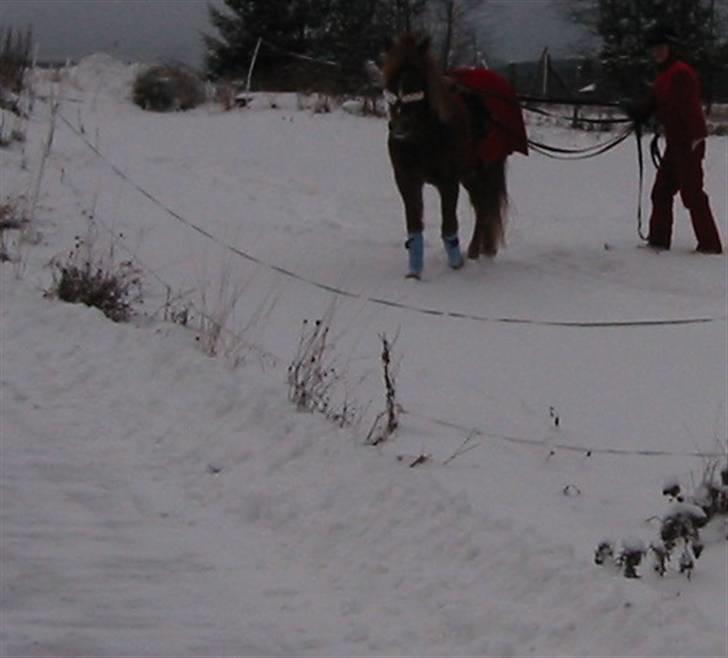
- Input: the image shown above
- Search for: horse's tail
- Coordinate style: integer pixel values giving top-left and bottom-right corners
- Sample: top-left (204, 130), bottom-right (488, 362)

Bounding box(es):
top-left (466, 159), bottom-right (508, 258)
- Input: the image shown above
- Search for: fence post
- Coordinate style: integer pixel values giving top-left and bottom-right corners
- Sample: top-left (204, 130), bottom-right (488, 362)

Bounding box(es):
top-left (246, 37), bottom-right (263, 93)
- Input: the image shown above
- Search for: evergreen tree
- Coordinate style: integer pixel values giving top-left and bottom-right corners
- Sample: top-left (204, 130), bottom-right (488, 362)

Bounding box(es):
top-left (204, 0), bottom-right (428, 89)
top-left (321, 0), bottom-right (427, 86)
top-left (562, 0), bottom-right (726, 98)
top-left (204, 0), bottom-right (329, 80)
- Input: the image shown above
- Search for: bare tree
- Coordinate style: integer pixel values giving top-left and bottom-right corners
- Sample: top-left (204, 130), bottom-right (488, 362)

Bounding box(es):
top-left (425, 0), bottom-right (489, 67)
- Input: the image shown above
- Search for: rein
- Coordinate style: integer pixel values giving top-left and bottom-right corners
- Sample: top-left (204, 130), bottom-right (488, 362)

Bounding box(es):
top-left (518, 96), bottom-right (632, 128)
top-left (526, 128), bottom-right (633, 160)
top-left (635, 121), bottom-right (648, 240)
top-left (524, 121), bottom-right (649, 242)
top-left (456, 87), bottom-right (651, 240)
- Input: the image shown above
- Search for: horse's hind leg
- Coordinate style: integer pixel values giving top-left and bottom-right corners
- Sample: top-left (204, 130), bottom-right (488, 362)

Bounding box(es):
top-left (466, 161), bottom-right (508, 258)
top-left (463, 171), bottom-right (483, 260)
top-left (439, 179), bottom-right (464, 269)
top-left (464, 172), bottom-right (485, 259)
top-left (481, 161), bottom-right (507, 256)
top-left (467, 217), bottom-right (484, 260)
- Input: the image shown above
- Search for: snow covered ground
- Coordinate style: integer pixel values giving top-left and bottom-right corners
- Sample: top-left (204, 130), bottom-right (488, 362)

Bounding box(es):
top-left (1, 56), bottom-right (727, 657)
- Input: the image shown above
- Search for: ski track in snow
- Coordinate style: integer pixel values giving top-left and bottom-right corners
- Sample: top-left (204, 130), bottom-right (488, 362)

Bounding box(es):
top-left (1, 57), bottom-right (727, 657)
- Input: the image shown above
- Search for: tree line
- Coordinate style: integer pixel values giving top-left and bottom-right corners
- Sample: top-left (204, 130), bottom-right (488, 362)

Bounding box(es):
top-left (205, 0), bottom-right (728, 97)
top-left (561, 0), bottom-right (728, 98)
top-left (204, 0), bottom-right (486, 91)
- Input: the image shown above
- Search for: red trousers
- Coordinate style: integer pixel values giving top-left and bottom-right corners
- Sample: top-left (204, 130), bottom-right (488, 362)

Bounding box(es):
top-left (649, 142), bottom-right (723, 252)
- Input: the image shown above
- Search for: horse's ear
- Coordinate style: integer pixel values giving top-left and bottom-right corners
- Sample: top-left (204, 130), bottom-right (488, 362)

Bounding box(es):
top-left (416, 34), bottom-right (431, 54)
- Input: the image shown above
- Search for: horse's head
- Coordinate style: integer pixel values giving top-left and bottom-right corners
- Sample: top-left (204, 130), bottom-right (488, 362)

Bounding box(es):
top-left (382, 33), bottom-right (451, 143)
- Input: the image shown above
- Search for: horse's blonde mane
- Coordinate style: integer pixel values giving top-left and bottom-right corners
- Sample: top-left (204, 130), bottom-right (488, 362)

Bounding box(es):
top-left (382, 33), bottom-right (453, 124)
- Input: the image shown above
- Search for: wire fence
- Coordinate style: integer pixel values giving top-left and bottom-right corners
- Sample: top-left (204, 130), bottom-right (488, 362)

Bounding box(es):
top-left (46, 104), bottom-right (728, 460)
top-left (56, 110), bottom-right (727, 331)
top-left (402, 409), bottom-right (726, 460)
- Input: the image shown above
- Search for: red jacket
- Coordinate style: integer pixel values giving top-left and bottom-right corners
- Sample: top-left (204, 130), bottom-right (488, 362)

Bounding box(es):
top-left (652, 59), bottom-right (708, 147)
top-left (448, 68), bottom-right (529, 162)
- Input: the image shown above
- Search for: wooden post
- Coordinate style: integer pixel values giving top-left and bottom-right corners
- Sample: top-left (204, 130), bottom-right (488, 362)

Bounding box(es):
top-left (541, 48), bottom-right (550, 98)
top-left (246, 37), bottom-right (263, 93)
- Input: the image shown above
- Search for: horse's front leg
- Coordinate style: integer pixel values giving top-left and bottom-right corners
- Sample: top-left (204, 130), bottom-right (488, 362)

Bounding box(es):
top-left (394, 170), bottom-right (425, 279)
top-left (439, 179), bottom-right (464, 269)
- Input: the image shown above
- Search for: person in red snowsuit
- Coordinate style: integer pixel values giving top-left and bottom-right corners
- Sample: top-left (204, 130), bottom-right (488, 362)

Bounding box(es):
top-left (633, 27), bottom-right (723, 254)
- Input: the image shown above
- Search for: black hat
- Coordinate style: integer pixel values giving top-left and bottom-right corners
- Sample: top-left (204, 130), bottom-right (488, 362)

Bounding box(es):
top-left (645, 24), bottom-right (679, 48)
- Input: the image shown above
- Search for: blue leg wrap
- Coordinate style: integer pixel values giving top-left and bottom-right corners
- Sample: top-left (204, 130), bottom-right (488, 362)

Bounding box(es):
top-left (443, 233), bottom-right (464, 269)
top-left (405, 232), bottom-right (424, 279)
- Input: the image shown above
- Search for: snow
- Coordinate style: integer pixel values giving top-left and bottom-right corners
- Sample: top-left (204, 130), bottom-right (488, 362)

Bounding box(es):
top-left (668, 502), bottom-right (709, 523)
top-left (1, 55), bottom-right (727, 656)
top-left (621, 537), bottom-right (647, 554)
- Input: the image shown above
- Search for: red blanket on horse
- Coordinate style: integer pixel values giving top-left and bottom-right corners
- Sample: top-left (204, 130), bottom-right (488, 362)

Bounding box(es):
top-left (449, 68), bottom-right (529, 163)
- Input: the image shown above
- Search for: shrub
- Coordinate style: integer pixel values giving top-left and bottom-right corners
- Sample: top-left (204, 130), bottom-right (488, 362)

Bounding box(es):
top-left (49, 236), bottom-right (142, 322)
top-left (0, 26), bottom-right (32, 96)
top-left (366, 333), bottom-right (400, 446)
top-left (0, 199), bottom-right (25, 231)
top-left (0, 198), bottom-right (27, 262)
top-left (287, 318), bottom-right (356, 428)
top-left (132, 65), bottom-right (205, 112)
top-left (595, 459), bottom-right (728, 580)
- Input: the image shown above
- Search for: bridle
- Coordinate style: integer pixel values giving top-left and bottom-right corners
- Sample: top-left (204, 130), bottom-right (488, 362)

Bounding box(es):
top-left (384, 78), bottom-right (430, 142)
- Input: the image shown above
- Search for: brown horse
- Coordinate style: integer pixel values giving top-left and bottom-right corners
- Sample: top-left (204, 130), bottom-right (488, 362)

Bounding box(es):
top-left (382, 33), bottom-right (512, 279)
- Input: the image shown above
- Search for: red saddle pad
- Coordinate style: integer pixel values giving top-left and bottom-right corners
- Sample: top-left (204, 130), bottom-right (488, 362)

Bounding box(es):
top-left (449, 67), bottom-right (529, 162)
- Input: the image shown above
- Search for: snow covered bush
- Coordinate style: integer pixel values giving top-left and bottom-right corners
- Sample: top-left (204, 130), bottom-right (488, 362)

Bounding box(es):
top-left (652, 503), bottom-right (705, 578)
top-left (649, 463), bottom-right (728, 580)
top-left (132, 65), bottom-right (205, 112)
top-left (692, 460), bottom-right (728, 518)
top-left (595, 460), bottom-right (728, 580)
top-left (49, 234), bottom-right (142, 322)
top-left (0, 107), bottom-right (26, 147)
top-left (0, 199), bottom-right (24, 231)
top-left (618, 538), bottom-right (646, 579)
top-left (0, 198), bottom-right (27, 263)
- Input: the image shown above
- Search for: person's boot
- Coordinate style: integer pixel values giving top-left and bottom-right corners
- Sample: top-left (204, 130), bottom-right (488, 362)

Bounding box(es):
top-left (695, 244), bottom-right (723, 254)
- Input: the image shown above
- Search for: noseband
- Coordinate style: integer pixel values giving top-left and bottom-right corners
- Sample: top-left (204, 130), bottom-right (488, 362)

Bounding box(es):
top-left (384, 88), bottom-right (426, 108)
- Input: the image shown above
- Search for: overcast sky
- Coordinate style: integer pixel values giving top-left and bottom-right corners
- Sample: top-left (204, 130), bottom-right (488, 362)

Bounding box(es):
top-left (0, 0), bottom-right (591, 67)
